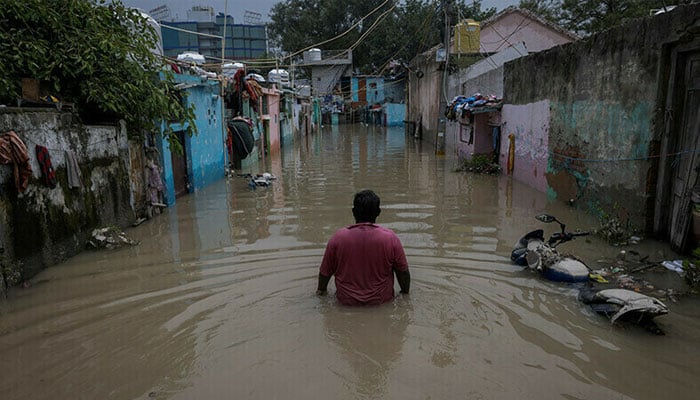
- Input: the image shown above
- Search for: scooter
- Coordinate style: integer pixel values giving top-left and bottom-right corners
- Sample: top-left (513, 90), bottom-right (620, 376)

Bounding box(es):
top-left (511, 214), bottom-right (670, 333)
top-left (578, 287), bottom-right (669, 334)
top-left (511, 213), bottom-right (592, 283)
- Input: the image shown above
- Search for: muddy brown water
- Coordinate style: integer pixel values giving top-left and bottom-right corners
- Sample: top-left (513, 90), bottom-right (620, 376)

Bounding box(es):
top-left (1, 125), bottom-right (699, 400)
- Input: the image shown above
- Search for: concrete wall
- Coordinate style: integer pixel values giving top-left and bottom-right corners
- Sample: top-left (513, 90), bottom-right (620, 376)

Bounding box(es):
top-left (502, 3), bottom-right (700, 230)
top-left (0, 109), bottom-right (133, 284)
top-left (500, 100), bottom-right (550, 194)
top-left (384, 79), bottom-right (405, 104)
top-left (312, 65), bottom-right (350, 97)
top-left (408, 52), bottom-right (441, 143)
top-left (383, 103), bottom-right (406, 127)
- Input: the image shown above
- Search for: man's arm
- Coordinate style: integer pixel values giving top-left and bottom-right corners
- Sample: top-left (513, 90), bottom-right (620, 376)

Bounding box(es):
top-left (394, 269), bottom-right (410, 294)
top-left (316, 273), bottom-right (331, 296)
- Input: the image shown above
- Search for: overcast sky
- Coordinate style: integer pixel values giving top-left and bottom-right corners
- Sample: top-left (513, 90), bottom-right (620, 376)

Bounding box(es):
top-left (121, 0), bottom-right (519, 24)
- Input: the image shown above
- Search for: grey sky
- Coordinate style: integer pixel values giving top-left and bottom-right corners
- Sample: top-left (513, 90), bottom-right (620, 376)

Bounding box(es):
top-left (121, 0), bottom-right (519, 24)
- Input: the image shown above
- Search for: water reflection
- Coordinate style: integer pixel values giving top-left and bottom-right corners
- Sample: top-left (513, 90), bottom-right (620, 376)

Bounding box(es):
top-left (321, 300), bottom-right (410, 399)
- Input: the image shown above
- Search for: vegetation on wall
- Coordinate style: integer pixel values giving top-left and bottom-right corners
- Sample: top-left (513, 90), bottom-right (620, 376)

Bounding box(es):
top-left (0, 0), bottom-right (196, 143)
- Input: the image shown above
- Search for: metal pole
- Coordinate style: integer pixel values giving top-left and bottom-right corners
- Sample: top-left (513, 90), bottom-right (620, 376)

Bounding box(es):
top-left (436, 0), bottom-right (451, 155)
top-left (221, 0), bottom-right (229, 173)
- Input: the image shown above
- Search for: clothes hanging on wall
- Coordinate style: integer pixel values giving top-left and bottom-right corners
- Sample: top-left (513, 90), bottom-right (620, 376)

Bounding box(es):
top-left (145, 160), bottom-right (164, 205)
top-left (0, 130), bottom-right (33, 192)
top-left (35, 144), bottom-right (57, 188)
top-left (65, 150), bottom-right (82, 189)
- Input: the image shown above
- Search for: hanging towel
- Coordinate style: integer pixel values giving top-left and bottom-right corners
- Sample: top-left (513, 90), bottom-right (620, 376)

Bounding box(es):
top-left (65, 150), bottom-right (82, 189)
top-left (35, 144), bottom-right (57, 188)
top-left (0, 130), bottom-right (33, 192)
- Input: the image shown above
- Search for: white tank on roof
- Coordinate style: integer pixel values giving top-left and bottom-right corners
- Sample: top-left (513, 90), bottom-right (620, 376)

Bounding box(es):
top-left (177, 52), bottom-right (205, 65)
top-left (267, 69), bottom-right (289, 85)
top-left (222, 62), bottom-right (244, 78)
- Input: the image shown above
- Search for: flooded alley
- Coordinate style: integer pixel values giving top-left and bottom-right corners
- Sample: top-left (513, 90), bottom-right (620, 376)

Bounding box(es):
top-left (1, 125), bottom-right (699, 400)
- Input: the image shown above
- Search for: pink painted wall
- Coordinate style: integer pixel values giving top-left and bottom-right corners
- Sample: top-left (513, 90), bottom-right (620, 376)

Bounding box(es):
top-left (456, 113), bottom-right (497, 160)
top-left (500, 100), bottom-right (550, 193)
top-left (480, 11), bottom-right (574, 54)
top-left (262, 86), bottom-right (281, 154)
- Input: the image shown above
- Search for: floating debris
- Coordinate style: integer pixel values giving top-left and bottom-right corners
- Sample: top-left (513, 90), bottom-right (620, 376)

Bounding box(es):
top-left (238, 172), bottom-right (277, 189)
top-left (87, 227), bottom-right (138, 249)
top-left (594, 217), bottom-right (639, 246)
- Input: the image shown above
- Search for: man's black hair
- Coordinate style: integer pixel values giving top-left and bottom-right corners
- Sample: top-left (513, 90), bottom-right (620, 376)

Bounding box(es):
top-left (352, 189), bottom-right (381, 223)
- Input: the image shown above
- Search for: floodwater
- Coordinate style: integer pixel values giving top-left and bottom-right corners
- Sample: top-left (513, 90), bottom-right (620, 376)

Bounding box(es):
top-left (1, 124), bottom-right (699, 400)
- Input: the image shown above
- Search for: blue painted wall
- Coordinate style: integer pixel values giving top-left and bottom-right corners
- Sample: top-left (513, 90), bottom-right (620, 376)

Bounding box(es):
top-left (351, 77), bottom-right (385, 104)
top-left (383, 103), bottom-right (406, 126)
top-left (159, 73), bottom-right (225, 205)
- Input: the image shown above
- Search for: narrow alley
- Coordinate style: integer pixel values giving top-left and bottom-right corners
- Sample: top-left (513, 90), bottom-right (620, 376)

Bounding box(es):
top-left (1, 125), bottom-right (698, 400)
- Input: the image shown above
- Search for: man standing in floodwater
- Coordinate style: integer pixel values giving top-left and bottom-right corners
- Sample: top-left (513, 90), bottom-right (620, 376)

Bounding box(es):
top-left (316, 189), bottom-right (410, 305)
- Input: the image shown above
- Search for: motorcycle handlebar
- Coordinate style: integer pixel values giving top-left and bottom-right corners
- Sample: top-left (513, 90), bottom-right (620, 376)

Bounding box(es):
top-left (548, 231), bottom-right (590, 244)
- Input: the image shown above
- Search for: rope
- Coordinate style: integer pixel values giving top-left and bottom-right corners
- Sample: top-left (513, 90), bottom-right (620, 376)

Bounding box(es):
top-left (550, 148), bottom-right (700, 163)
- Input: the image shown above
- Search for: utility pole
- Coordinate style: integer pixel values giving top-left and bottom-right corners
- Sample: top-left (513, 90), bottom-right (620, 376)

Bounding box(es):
top-left (436, 0), bottom-right (452, 155)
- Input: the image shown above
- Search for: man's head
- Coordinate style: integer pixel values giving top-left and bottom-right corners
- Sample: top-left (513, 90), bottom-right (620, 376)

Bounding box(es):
top-left (352, 189), bottom-right (381, 223)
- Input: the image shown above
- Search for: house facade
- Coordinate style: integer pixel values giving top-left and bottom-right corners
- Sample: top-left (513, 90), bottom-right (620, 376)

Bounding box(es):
top-left (158, 73), bottom-right (225, 205)
top-left (408, 7), bottom-right (578, 153)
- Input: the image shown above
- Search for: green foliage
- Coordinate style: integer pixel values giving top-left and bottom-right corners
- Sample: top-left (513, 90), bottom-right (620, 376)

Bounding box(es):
top-left (268, 0), bottom-right (495, 74)
top-left (683, 252), bottom-right (700, 288)
top-left (592, 202), bottom-right (639, 246)
top-left (0, 0), bottom-right (196, 143)
top-left (519, 0), bottom-right (697, 36)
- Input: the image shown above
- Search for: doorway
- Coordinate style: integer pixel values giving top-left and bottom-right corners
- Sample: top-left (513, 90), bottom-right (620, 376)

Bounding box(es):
top-left (656, 43), bottom-right (700, 252)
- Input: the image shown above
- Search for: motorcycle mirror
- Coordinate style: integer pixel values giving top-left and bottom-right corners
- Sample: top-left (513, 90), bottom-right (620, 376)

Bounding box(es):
top-left (535, 214), bottom-right (556, 223)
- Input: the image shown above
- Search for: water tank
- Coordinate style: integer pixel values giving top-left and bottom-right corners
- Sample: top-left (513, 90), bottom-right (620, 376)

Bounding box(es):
top-left (267, 69), bottom-right (290, 85)
top-left (454, 19), bottom-right (480, 54)
top-left (306, 48), bottom-right (322, 61)
top-left (177, 51), bottom-right (205, 65)
top-left (222, 62), bottom-right (244, 78)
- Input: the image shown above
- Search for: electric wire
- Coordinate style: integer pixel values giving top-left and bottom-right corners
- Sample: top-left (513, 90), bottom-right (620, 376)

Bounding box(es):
top-left (283, 0), bottom-right (395, 60)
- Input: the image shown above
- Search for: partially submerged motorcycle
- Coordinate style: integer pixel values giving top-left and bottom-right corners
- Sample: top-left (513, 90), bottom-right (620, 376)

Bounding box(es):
top-left (511, 213), bottom-right (591, 283)
top-left (511, 214), bottom-right (669, 333)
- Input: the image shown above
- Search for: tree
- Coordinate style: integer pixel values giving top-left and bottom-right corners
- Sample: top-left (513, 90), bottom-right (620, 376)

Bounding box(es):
top-left (519, 0), bottom-right (698, 36)
top-left (267, 0), bottom-right (495, 74)
top-left (0, 0), bottom-right (196, 144)
top-left (518, 0), bottom-right (561, 23)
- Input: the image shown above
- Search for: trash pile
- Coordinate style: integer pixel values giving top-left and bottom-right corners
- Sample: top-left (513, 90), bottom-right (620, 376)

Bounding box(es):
top-left (87, 227), bottom-right (139, 250)
top-left (445, 93), bottom-right (502, 121)
top-left (590, 249), bottom-right (687, 302)
top-left (662, 259), bottom-right (700, 288)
